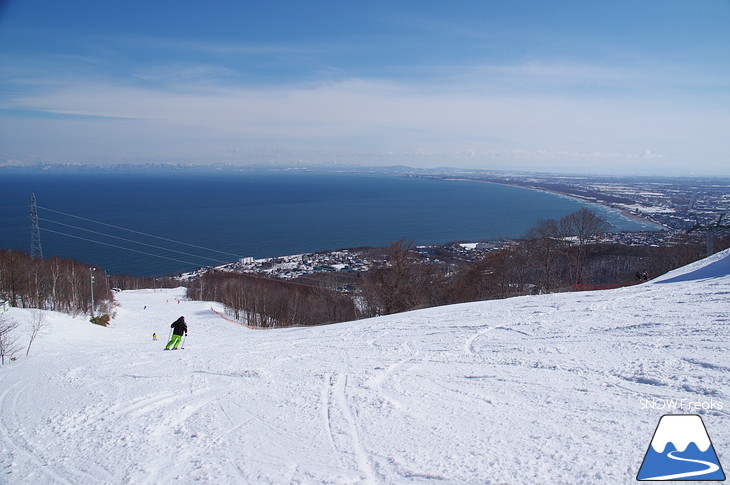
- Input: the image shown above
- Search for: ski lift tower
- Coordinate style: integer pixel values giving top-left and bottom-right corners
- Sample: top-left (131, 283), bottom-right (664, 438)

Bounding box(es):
top-left (30, 193), bottom-right (43, 259)
top-left (687, 213), bottom-right (730, 257)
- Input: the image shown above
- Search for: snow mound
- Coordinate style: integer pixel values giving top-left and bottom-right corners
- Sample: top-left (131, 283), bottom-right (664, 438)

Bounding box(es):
top-left (652, 247), bottom-right (730, 284)
top-left (1, 253), bottom-right (728, 484)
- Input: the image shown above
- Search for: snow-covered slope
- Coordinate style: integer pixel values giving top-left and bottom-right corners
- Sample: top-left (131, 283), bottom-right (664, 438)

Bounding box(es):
top-left (1, 250), bottom-right (728, 484)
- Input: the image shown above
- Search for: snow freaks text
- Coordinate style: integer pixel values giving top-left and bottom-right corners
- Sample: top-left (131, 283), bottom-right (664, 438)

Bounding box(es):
top-left (639, 398), bottom-right (724, 412)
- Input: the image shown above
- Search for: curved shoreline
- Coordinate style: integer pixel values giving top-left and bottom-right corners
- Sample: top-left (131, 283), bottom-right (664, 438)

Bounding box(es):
top-left (524, 184), bottom-right (665, 230)
top-left (439, 176), bottom-right (665, 231)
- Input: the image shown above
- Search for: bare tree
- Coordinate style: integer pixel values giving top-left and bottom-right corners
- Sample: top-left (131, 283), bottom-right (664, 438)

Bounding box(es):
top-left (524, 218), bottom-right (566, 293)
top-left (559, 208), bottom-right (611, 287)
top-left (26, 310), bottom-right (46, 357)
top-left (311, 281), bottom-right (359, 324)
top-left (361, 240), bottom-right (430, 316)
top-left (48, 258), bottom-right (63, 311)
top-left (478, 246), bottom-right (530, 299)
top-left (0, 250), bottom-right (30, 307)
top-left (0, 314), bottom-right (20, 364)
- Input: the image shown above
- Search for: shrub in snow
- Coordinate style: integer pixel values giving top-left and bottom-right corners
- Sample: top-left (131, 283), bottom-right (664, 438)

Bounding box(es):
top-left (90, 314), bottom-right (111, 327)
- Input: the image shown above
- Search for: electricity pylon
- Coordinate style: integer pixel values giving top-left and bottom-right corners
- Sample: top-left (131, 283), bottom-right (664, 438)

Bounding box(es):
top-left (30, 193), bottom-right (43, 259)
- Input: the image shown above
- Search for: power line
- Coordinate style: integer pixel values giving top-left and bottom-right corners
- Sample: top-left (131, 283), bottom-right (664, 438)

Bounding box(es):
top-left (39, 225), bottom-right (360, 288)
top-left (41, 225), bottom-right (338, 288)
top-left (40, 227), bottom-right (209, 269)
top-left (38, 217), bottom-right (231, 266)
top-left (33, 203), bottom-right (366, 282)
top-left (37, 205), bottom-right (244, 259)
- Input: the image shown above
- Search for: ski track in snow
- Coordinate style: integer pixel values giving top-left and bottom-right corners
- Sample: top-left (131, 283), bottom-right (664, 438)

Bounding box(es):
top-left (321, 372), bottom-right (379, 483)
top-left (1, 249), bottom-right (729, 483)
top-left (643, 450), bottom-right (721, 480)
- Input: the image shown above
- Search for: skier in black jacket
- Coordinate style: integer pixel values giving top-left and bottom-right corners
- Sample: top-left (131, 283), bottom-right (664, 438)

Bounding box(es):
top-left (165, 316), bottom-right (187, 350)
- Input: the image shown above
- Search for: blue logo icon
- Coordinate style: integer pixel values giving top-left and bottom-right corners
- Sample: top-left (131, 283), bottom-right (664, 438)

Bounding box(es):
top-left (638, 414), bottom-right (725, 481)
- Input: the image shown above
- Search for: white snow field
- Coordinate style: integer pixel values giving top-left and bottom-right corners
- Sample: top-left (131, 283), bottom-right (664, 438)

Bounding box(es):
top-left (1, 250), bottom-right (729, 484)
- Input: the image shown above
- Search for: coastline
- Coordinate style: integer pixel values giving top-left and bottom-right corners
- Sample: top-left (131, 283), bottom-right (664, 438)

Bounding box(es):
top-left (438, 175), bottom-right (665, 231)
top-left (519, 183), bottom-right (665, 229)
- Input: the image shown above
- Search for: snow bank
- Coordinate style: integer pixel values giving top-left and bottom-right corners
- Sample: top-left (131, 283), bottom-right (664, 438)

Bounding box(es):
top-left (652, 247), bottom-right (730, 284)
top-left (1, 253), bottom-right (728, 484)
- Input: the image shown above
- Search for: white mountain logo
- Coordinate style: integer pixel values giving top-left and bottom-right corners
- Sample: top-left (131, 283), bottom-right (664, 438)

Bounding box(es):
top-left (637, 414), bottom-right (725, 481)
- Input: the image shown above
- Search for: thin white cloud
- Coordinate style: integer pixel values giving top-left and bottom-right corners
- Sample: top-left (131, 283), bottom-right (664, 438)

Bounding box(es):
top-left (117, 34), bottom-right (338, 57)
top-left (451, 149), bottom-right (665, 160)
top-left (1, 63), bottom-right (728, 174)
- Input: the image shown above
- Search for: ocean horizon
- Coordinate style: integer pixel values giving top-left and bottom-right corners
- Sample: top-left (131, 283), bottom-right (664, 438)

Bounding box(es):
top-left (0, 171), bottom-right (656, 276)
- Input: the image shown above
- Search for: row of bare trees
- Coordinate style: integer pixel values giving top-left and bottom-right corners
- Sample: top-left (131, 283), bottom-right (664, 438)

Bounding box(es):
top-left (188, 271), bottom-right (359, 328)
top-left (0, 249), bottom-right (112, 315)
top-left (359, 211), bottom-right (718, 317)
top-left (358, 208), bottom-right (611, 315)
top-left (524, 207), bottom-right (612, 290)
top-left (109, 274), bottom-right (179, 291)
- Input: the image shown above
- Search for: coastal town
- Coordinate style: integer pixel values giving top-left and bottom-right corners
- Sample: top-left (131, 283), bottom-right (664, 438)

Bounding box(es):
top-left (460, 171), bottom-right (730, 231)
top-left (205, 172), bottom-right (730, 282)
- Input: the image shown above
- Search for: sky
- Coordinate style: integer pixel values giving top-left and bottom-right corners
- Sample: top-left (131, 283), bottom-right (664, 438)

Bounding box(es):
top-left (0, 0), bottom-right (729, 175)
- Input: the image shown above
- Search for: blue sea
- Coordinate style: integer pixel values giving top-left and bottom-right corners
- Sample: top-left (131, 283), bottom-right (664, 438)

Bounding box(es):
top-left (0, 171), bottom-right (655, 276)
